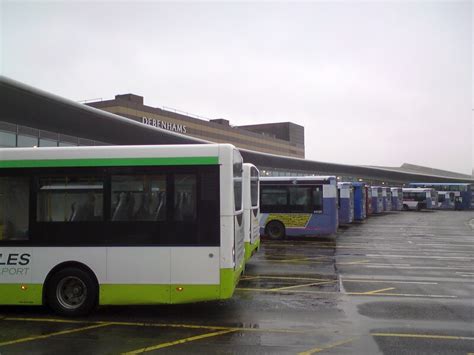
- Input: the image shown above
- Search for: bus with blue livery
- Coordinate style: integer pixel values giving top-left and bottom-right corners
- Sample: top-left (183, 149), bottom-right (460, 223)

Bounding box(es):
top-left (371, 187), bottom-right (383, 213)
top-left (408, 183), bottom-right (472, 210)
top-left (352, 182), bottom-right (367, 221)
top-left (390, 187), bottom-right (403, 211)
top-left (338, 182), bottom-right (354, 224)
top-left (437, 191), bottom-right (454, 209)
top-left (382, 187), bottom-right (392, 212)
top-left (243, 163), bottom-right (260, 261)
top-left (259, 176), bottom-right (338, 239)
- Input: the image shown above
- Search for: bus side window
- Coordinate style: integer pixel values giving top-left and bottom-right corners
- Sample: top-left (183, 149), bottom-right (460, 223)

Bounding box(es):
top-left (111, 175), bottom-right (167, 221)
top-left (312, 187), bottom-right (323, 212)
top-left (174, 174), bottom-right (196, 222)
top-left (0, 177), bottom-right (29, 241)
top-left (37, 176), bottom-right (103, 222)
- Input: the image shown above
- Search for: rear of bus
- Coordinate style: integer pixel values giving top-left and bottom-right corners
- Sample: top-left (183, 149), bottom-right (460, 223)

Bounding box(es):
top-left (365, 186), bottom-right (373, 215)
top-left (337, 182), bottom-right (354, 224)
top-left (219, 146), bottom-right (245, 298)
top-left (371, 187), bottom-right (384, 213)
top-left (353, 182), bottom-right (367, 221)
top-left (391, 188), bottom-right (403, 211)
top-left (381, 187), bottom-right (391, 212)
top-left (259, 176), bottom-right (338, 238)
top-left (242, 163), bottom-right (260, 262)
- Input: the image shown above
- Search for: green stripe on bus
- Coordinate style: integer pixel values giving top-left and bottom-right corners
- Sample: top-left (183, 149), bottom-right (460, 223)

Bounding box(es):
top-left (0, 156), bottom-right (219, 169)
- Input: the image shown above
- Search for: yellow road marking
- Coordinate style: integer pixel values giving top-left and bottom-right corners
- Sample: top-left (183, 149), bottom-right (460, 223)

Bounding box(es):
top-left (240, 275), bottom-right (332, 282)
top-left (342, 279), bottom-right (438, 285)
top-left (371, 333), bottom-right (474, 341)
top-left (237, 288), bottom-right (457, 298)
top-left (4, 317), bottom-right (89, 324)
top-left (298, 337), bottom-right (357, 355)
top-left (0, 323), bottom-right (111, 347)
top-left (122, 329), bottom-right (236, 354)
top-left (362, 287), bottom-right (395, 295)
top-left (270, 280), bottom-right (336, 291)
top-left (339, 260), bottom-right (370, 265)
top-left (2, 317), bottom-right (305, 334)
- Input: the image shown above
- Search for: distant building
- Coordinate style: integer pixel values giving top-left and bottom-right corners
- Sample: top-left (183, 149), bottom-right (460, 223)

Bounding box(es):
top-left (86, 94), bottom-right (305, 158)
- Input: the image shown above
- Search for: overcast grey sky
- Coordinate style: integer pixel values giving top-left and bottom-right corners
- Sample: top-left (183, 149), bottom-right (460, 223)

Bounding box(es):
top-left (1, 0), bottom-right (472, 174)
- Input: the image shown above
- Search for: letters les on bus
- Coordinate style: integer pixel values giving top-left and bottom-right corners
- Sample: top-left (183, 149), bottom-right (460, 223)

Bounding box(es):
top-left (142, 116), bottom-right (187, 134)
top-left (0, 253), bottom-right (31, 276)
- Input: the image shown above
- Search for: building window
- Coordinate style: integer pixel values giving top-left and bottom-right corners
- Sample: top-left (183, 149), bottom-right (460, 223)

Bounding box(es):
top-left (0, 131), bottom-right (16, 147)
top-left (39, 138), bottom-right (58, 147)
top-left (17, 134), bottom-right (38, 147)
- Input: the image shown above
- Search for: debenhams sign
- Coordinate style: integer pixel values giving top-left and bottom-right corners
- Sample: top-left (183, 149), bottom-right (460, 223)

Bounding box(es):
top-left (142, 116), bottom-right (187, 134)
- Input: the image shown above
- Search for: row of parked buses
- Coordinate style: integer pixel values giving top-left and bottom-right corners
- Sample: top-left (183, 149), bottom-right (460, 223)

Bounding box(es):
top-left (258, 178), bottom-right (472, 239)
top-left (0, 144), bottom-right (471, 316)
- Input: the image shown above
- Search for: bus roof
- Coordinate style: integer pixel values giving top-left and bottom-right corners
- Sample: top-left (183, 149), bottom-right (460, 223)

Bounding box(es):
top-left (0, 144), bottom-right (235, 168)
top-left (260, 176), bottom-right (336, 182)
top-left (409, 182), bottom-right (470, 186)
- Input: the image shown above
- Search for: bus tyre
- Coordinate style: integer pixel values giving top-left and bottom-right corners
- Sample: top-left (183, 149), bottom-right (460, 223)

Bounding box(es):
top-left (266, 221), bottom-right (286, 240)
top-left (403, 204), bottom-right (409, 211)
top-left (46, 267), bottom-right (98, 317)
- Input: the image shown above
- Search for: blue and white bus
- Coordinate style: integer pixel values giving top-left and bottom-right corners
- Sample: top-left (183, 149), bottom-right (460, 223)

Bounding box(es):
top-left (243, 163), bottom-right (260, 261)
top-left (390, 187), bottom-right (403, 211)
top-left (402, 188), bottom-right (433, 211)
top-left (352, 182), bottom-right (367, 221)
top-left (382, 187), bottom-right (392, 212)
top-left (408, 183), bottom-right (472, 210)
top-left (259, 176), bottom-right (338, 239)
top-left (338, 182), bottom-right (354, 224)
top-left (371, 186), bottom-right (384, 213)
top-left (437, 191), bottom-right (454, 209)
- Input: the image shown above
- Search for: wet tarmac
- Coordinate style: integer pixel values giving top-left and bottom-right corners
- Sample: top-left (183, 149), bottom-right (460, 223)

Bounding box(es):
top-left (0, 210), bottom-right (473, 354)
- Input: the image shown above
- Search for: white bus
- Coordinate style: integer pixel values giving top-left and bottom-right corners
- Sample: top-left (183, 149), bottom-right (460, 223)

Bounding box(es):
top-left (402, 187), bottom-right (432, 211)
top-left (0, 144), bottom-right (245, 316)
top-left (242, 163), bottom-right (260, 262)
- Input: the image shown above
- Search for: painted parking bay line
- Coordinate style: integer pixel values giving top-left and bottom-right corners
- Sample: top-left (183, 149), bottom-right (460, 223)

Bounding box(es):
top-left (122, 329), bottom-right (236, 354)
top-left (0, 323), bottom-right (111, 347)
top-left (270, 280), bottom-right (336, 291)
top-left (371, 333), bottom-right (474, 341)
top-left (237, 288), bottom-right (457, 299)
top-left (2, 317), bottom-right (307, 334)
top-left (361, 287), bottom-right (395, 295)
top-left (298, 337), bottom-right (358, 355)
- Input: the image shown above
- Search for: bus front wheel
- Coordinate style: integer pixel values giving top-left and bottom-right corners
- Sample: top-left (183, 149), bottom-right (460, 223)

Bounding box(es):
top-left (403, 204), bottom-right (409, 211)
top-left (46, 267), bottom-right (98, 317)
top-left (266, 221), bottom-right (286, 240)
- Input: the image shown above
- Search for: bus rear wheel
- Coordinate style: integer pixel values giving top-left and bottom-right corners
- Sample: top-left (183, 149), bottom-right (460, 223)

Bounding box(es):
top-left (403, 204), bottom-right (409, 211)
top-left (46, 267), bottom-right (98, 317)
top-left (266, 221), bottom-right (286, 240)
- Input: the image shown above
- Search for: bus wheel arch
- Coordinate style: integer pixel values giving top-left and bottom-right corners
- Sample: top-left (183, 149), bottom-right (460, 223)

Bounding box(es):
top-left (265, 220), bottom-right (286, 240)
top-left (44, 261), bottom-right (99, 317)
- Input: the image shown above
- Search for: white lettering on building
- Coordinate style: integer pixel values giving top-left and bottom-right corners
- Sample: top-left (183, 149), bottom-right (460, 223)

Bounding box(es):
top-left (142, 117), bottom-right (187, 134)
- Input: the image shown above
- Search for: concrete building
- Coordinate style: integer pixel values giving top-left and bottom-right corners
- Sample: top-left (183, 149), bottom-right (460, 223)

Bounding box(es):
top-left (86, 94), bottom-right (305, 158)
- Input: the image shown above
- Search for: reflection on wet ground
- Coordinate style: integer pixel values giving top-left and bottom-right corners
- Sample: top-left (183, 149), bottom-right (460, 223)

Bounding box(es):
top-left (0, 211), bottom-right (473, 354)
